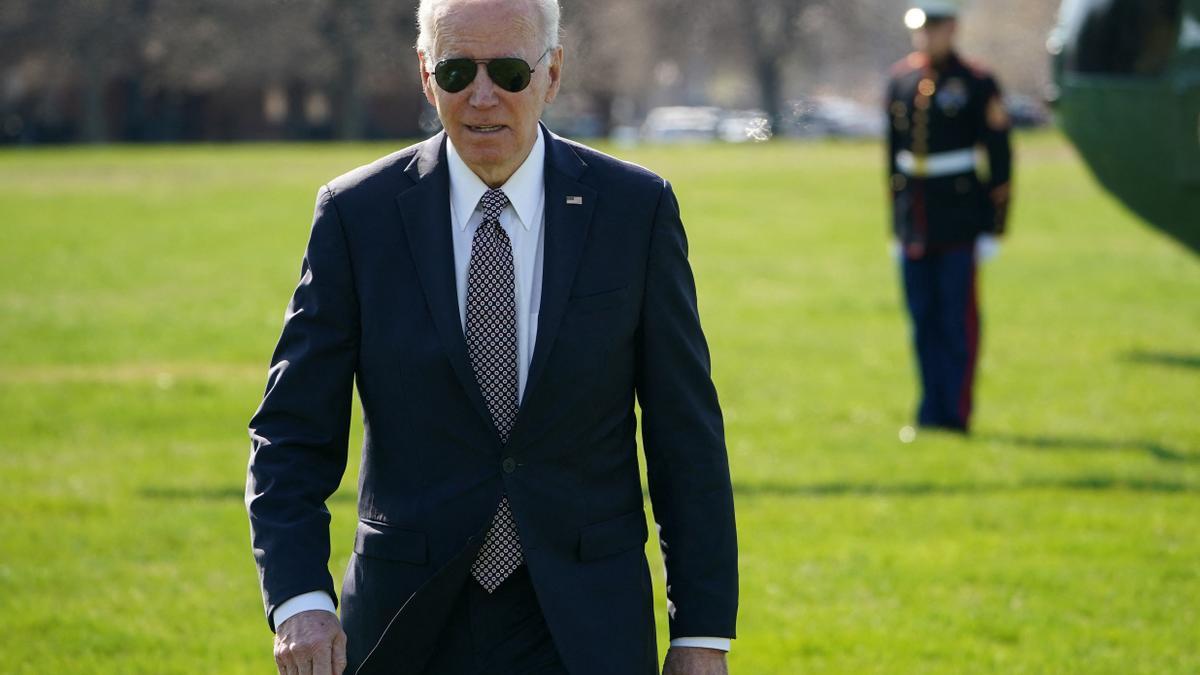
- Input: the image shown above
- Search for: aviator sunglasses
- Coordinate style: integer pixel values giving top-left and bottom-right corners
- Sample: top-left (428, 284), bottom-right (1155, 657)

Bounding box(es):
top-left (432, 48), bottom-right (552, 93)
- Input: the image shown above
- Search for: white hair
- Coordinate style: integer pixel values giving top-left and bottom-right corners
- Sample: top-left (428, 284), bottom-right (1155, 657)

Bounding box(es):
top-left (417, 0), bottom-right (561, 59)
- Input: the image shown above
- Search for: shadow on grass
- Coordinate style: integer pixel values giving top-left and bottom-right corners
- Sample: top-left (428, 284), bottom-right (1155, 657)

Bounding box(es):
top-left (1122, 350), bottom-right (1200, 370)
top-left (141, 477), bottom-right (1199, 502)
top-left (729, 476), bottom-right (1199, 498)
top-left (980, 433), bottom-right (1198, 464)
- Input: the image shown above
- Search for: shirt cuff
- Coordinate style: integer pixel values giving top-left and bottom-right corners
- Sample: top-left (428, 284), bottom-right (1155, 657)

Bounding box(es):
top-left (670, 637), bottom-right (731, 651)
top-left (273, 591), bottom-right (337, 629)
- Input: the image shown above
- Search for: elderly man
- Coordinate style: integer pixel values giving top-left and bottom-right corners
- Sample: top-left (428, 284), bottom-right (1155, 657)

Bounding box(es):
top-left (245, 0), bottom-right (739, 673)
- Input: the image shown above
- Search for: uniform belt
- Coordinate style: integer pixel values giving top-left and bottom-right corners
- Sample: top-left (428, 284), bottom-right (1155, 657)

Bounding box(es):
top-left (896, 149), bottom-right (977, 178)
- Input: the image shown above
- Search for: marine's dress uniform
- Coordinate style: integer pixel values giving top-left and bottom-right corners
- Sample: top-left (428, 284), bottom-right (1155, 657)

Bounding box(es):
top-left (886, 50), bottom-right (1013, 431)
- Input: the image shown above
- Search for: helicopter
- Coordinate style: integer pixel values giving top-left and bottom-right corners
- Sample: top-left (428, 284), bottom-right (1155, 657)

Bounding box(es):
top-left (1049, 0), bottom-right (1200, 254)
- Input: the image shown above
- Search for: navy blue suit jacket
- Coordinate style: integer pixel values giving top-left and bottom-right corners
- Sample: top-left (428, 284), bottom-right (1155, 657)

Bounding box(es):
top-left (247, 127), bottom-right (738, 674)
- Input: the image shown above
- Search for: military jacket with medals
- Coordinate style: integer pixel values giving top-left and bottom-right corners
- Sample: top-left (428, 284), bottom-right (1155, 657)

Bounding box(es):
top-left (886, 51), bottom-right (1013, 253)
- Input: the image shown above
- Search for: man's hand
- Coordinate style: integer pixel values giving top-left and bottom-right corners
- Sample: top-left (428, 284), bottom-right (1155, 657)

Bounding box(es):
top-left (274, 609), bottom-right (348, 675)
top-left (662, 646), bottom-right (728, 675)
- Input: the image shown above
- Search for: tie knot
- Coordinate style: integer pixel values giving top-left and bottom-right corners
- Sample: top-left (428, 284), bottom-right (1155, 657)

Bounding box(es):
top-left (479, 189), bottom-right (510, 223)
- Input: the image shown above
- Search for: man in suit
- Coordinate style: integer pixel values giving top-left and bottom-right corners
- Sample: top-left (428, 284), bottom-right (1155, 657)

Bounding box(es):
top-left (245, 0), bottom-right (738, 673)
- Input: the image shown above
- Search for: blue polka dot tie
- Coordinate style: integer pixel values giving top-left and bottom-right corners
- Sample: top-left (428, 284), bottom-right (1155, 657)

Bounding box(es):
top-left (466, 188), bottom-right (524, 592)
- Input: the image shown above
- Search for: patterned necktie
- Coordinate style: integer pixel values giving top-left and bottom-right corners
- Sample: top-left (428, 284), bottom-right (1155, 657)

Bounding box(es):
top-left (465, 188), bottom-right (524, 592)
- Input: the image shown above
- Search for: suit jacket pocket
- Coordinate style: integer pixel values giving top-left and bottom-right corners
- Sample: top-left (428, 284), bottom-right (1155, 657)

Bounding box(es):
top-left (578, 510), bottom-right (648, 562)
top-left (567, 285), bottom-right (629, 316)
top-left (354, 520), bottom-right (428, 564)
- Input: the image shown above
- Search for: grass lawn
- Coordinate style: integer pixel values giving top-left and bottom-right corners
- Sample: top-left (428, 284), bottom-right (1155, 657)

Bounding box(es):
top-left (0, 132), bottom-right (1197, 673)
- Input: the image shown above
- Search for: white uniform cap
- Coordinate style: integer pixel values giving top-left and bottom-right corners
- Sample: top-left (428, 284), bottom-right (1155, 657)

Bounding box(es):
top-left (905, 0), bottom-right (962, 29)
top-left (912, 0), bottom-right (960, 17)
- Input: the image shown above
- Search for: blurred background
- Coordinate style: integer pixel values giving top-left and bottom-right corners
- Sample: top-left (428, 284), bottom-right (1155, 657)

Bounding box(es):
top-left (1, 1), bottom-right (1198, 673)
top-left (0, 0), bottom-right (1057, 145)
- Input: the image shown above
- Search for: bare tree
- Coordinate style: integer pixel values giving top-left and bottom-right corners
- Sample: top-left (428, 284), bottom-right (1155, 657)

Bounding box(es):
top-left (730, 0), bottom-right (809, 131)
top-left (0, 0), bottom-right (1062, 143)
top-left (560, 0), bottom-right (656, 134)
top-left (0, 0), bottom-right (154, 142)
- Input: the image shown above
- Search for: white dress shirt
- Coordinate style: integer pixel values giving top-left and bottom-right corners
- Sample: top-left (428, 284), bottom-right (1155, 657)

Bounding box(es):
top-left (447, 127), bottom-right (545, 403)
top-left (272, 129), bottom-right (729, 652)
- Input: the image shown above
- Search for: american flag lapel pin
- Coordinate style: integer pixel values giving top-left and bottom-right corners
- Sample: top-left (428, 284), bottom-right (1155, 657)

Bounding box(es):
top-left (566, 195), bottom-right (583, 205)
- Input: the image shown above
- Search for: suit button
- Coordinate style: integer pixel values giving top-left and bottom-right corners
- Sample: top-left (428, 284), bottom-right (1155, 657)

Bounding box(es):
top-left (502, 457), bottom-right (516, 473)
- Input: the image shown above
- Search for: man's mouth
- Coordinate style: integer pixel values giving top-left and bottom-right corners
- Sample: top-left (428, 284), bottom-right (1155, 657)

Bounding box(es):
top-left (466, 124), bottom-right (505, 133)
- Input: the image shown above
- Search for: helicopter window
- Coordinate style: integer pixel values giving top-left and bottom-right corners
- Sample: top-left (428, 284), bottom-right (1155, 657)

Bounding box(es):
top-left (1064, 0), bottom-right (1182, 75)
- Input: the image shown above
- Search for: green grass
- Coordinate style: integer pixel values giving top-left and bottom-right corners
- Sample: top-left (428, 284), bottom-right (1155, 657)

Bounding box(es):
top-left (1, 133), bottom-right (1197, 673)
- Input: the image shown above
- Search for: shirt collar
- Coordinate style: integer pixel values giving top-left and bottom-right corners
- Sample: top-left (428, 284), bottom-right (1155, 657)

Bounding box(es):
top-left (446, 127), bottom-right (545, 232)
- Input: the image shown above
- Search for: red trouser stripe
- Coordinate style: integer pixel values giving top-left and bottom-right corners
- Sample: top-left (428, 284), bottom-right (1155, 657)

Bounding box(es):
top-left (957, 260), bottom-right (979, 425)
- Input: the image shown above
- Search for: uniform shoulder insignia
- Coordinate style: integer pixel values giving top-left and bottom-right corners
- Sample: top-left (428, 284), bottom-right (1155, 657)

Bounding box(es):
top-left (891, 52), bottom-right (928, 76)
top-left (986, 95), bottom-right (1011, 131)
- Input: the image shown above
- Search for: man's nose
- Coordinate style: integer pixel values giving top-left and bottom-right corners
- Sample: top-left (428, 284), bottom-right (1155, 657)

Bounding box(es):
top-left (469, 63), bottom-right (499, 108)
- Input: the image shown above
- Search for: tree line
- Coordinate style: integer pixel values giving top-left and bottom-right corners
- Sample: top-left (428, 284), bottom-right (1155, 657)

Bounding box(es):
top-left (0, 0), bottom-right (1055, 144)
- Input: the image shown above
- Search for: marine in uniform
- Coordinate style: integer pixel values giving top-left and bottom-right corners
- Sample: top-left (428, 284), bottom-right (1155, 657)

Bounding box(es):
top-left (886, 0), bottom-right (1013, 433)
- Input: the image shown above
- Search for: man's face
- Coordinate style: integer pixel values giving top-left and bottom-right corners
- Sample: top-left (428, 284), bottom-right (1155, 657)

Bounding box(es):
top-left (419, 0), bottom-right (562, 186)
top-left (912, 18), bottom-right (957, 60)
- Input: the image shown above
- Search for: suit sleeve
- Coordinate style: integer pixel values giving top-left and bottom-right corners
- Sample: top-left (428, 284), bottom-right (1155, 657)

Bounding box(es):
top-left (978, 75), bottom-right (1013, 235)
top-left (246, 185), bottom-right (359, 631)
top-left (635, 181), bottom-right (738, 641)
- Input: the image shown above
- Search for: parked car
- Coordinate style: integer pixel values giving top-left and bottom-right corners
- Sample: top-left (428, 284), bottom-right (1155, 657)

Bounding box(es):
top-left (783, 95), bottom-right (885, 139)
top-left (716, 109), bottom-right (772, 142)
top-left (640, 106), bottom-right (722, 143)
top-left (543, 110), bottom-right (605, 139)
top-left (1004, 94), bottom-right (1053, 128)
top-left (783, 96), bottom-right (837, 138)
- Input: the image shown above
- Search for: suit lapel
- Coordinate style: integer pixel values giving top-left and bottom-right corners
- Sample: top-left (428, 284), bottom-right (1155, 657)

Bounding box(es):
top-left (509, 128), bottom-right (597, 444)
top-left (394, 134), bottom-right (497, 437)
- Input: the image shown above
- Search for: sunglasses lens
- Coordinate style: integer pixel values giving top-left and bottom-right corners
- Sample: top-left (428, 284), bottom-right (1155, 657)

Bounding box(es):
top-left (487, 59), bottom-right (532, 92)
top-left (434, 57), bottom-right (534, 93)
top-left (435, 59), bottom-right (476, 93)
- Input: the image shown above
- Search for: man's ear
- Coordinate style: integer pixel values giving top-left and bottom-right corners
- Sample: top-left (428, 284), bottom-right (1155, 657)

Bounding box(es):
top-left (418, 51), bottom-right (437, 106)
top-left (544, 46), bottom-right (564, 104)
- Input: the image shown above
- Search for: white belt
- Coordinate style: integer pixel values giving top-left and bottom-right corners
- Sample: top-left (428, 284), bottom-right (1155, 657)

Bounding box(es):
top-left (896, 149), bottom-right (977, 177)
